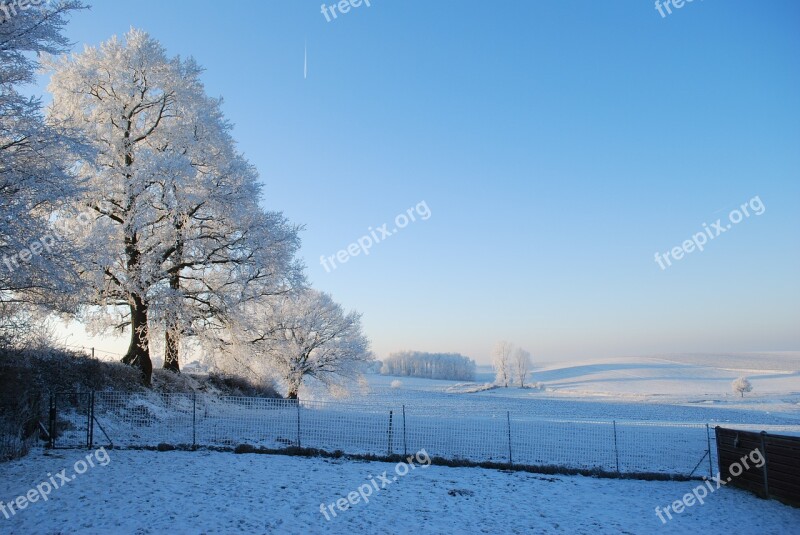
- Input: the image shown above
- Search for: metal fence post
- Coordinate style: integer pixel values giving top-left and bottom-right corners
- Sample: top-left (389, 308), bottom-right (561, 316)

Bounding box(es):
top-left (402, 405), bottom-right (407, 458)
top-left (192, 392), bottom-right (197, 449)
top-left (507, 411), bottom-right (513, 466)
top-left (706, 424), bottom-right (713, 479)
top-left (613, 420), bottom-right (620, 474)
top-left (759, 431), bottom-right (770, 498)
top-left (87, 391), bottom-right (95, 449)
top-left (296, 401), bottom-right (301, 448)
top-left (48, 394), bottom-right (56, 449)
top-left (388, 410), bottom-right (394, 456)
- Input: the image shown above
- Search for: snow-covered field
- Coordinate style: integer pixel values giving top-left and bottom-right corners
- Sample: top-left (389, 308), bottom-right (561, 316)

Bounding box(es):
top-left (6, 353), bottom-right (799, 534)
top-left (1, 449), bottom-right (798, 534)
top-left (55, 391), bottom-right (720, 477)
top-left (344, 353), bottom-right (800, 426)
top-left (45, 354), bottom-right (798, 480)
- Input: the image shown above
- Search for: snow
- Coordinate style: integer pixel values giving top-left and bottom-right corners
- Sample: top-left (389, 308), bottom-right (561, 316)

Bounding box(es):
top-left (5, 354), bottom-right (798, 533)
top-left (352, 354), bottom-right (800, 426)
top-left (52, 389), bottom-right (747, 477)
top-left (1, 449), bottom-right (797, 534)
top-left (43, 355), bottom-right (798, 482)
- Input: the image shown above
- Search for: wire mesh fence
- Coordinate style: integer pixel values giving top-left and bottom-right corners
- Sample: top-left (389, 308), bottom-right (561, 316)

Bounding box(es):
top-left (39, 390), bottom-right (768, 478)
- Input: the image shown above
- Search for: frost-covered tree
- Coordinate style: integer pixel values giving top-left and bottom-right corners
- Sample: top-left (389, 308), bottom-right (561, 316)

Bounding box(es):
top-left (493, 340), bottom-right (513, 387)
top-left (0, 1), bottom-right (86, 308)
top-left (145, 92), bottom-right (303, 373)
top-left (732, 376), bottom-right (753, 398)
top-left (47, 29), bottom-right (199, 383)
top-left (380, 351), bottom-right (476, 381)
top-left (158, 204), bottom-right (303, 373)
top-left (234, 290), bottom-right (371, 399)
top-left (45, 29), bottom-right (305, 384)
top-left (512, 347), bottom-right (532, 387)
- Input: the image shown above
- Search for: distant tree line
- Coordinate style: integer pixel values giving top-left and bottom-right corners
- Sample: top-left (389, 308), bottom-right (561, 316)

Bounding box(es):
top-left (381, 351), bottom-right (476, 381)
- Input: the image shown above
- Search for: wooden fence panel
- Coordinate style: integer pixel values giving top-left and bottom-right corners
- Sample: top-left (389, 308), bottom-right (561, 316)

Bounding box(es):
top-left (715, 427), bottom-right (800, 507)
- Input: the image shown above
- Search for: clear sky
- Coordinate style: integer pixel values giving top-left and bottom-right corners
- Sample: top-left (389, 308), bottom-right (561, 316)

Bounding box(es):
top-left (40, 0), bottom-right (800, 364)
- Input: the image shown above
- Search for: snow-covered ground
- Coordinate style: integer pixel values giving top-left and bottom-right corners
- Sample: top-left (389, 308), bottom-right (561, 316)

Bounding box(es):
top-left (1, 449), bottom-right (798, 534)
top-left (530, 353), bottom-right (799, 399)
top-left (6, 353), bottom-right (798, 534)
top-left (43, 353), bottom-right (797, 484)
top-left (344, 353), bottom-right (800, 426)
top-left (54, 391), bottom-right (722, 477)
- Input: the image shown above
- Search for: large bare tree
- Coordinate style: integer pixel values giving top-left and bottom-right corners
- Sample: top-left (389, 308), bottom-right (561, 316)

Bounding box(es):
top-left (46, 29), bottom-right (303, 384)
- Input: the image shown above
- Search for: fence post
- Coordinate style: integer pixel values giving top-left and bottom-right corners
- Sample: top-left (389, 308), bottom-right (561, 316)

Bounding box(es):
top-left (388, 410), bottom-right (394, 456)
top-left (706, 424), bottom-right (713, 479)
top-left (402, 405), bottom-right (407, 458)
top-left (506, 411), bottom-right (513, 467)
top-left (613, 420), bottom-right (620, 474)
top-left (87, 391), bottom-right (95, 449)
top-left (759, 431), bottom-right (770, 499)
top-left (192, 392), bottom-right (197, 450)
top-left (296, 401), bottom-right (301, 448)
top-left (48, 394), bottom-right (56, 449)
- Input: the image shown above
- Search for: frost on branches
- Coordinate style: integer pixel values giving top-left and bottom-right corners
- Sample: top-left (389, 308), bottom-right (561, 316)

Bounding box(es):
top-left (45, 29), bottom-right (303, 384)
top-left (493, 340), bottom-right (513, 387)
top-left (732, 376), bottom-right (753, 398)
top-left (380, 351), bottom-right (476, 381)
top-left (492, 341), bottom-right (533, 387)
top-left (228, 290), bottom-right (372, 399)
top-left (0, 1), bottom-right (87, 311)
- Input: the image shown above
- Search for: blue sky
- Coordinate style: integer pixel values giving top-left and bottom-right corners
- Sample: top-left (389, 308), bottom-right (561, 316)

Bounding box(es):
top-left (43, 1), bottom-right (800, 364)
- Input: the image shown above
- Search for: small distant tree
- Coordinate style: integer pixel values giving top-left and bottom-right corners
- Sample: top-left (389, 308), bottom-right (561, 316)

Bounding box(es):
top-left (493, 340), bottom-right (513, 387)
top-left (732, 376), bottom-right (753, 398)
top-left (512, 348), bottom-right (532, 387)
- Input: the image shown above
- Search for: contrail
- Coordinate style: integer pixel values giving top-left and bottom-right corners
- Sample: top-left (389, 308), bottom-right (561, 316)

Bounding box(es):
top-left (304, 41), bottom-right (308, 79)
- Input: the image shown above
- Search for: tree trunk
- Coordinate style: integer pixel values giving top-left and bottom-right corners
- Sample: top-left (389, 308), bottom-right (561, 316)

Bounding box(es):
top-left (162, 270), bottom-right (181, 373)
top-left (163, 212), bottom-right (184, 373)
top-left (121, 293), bottom-right (153, 385)
top-left (119, 140), bottom-right (153, 385)
top-left (286, 376), bottom-right (302, 400)
top-left (163, 326), bottom-right (180, 373)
